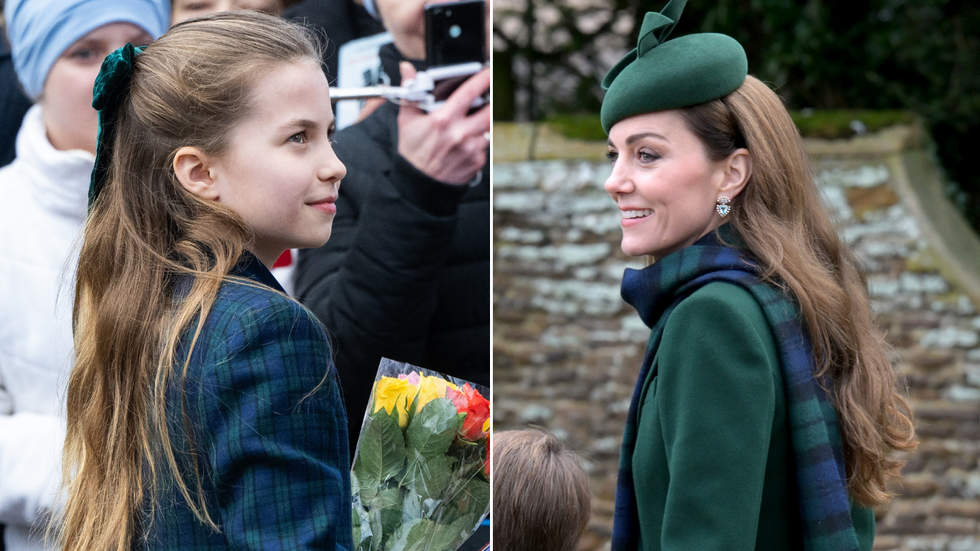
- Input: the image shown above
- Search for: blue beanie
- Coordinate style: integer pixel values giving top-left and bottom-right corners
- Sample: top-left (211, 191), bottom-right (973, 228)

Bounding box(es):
top-left (4, 0), bottom-right (170, 100)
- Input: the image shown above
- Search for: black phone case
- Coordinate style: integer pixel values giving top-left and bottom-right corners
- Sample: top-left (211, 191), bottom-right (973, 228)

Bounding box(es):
top-left (424, 0), bottom-right (486, 69)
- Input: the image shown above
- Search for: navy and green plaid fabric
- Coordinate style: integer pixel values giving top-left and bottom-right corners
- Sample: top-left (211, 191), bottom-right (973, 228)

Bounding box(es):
top-left (612, 229), bottom-right (859, 551)
top-left (138, 253), bottom-right (353, 550)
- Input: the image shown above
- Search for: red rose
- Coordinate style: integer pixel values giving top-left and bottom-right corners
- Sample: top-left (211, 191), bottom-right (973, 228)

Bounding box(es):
top-left (484, 434), bottom-right (490, 477)
top-left (447, 383), bottom-right (490, 441)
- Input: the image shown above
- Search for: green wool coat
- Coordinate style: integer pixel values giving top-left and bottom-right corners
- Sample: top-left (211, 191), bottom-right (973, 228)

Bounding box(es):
top-left (631, 281), bottom-right (875, 551)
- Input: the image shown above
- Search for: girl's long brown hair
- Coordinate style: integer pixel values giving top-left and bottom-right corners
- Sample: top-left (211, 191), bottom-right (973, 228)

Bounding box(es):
top-left (678, 75), bottom-right (916, 507)
top-left (60, 12), bottom-right (322, 551)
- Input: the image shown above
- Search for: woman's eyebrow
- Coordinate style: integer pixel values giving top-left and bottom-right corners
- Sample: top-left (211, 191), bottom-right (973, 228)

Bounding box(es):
top-left (625, 132), bottom-right (669, 146)
top-left (607, 132), bottom-right (670, 148)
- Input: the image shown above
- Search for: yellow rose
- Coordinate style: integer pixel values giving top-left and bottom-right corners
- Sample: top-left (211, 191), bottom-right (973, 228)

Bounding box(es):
top-left (482, 418), bottom-right (490, 433)
top-left (414, 375), bottom-right (459, 411)
top-left (373, 376), bottom-right (416, 428)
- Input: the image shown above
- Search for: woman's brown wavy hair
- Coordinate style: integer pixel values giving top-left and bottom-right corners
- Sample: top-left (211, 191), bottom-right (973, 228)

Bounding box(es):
top-left (677, 75), bottom-right (916, 507)
top-left (59, 12), bottom-right (322, 551)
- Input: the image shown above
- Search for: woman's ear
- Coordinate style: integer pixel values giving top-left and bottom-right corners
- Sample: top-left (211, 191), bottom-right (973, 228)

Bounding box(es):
top-left (173, 147), bottom-right (220, 200)
top-left (718, 148), bottom-right (753, 200)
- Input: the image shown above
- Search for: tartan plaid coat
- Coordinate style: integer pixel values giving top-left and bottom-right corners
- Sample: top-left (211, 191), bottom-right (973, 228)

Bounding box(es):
top-left (137, 254), bottom-right (353, 550)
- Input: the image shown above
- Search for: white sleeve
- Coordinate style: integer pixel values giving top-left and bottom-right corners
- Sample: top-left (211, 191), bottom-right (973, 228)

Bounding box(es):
top-left (0, 412), bottom-right (64, 528)
top-left (0, 366), bottom-right (13, 415)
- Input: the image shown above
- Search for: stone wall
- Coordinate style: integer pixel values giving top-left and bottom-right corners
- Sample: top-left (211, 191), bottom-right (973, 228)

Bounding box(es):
top-left (492, 122), bottom-right (980, 550)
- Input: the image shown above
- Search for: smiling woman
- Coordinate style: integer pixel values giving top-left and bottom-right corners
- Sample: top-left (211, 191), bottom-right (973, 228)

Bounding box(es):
top-left (604, 111), bottom-right (751, 258)
top-left (599, 2), bottom-right (916, 551)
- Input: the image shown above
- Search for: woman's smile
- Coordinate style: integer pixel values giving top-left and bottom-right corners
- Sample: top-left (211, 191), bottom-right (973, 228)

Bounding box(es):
top-left (605, 110), bottom-right (729, 257)
top-left (621, 208), bottom-right (654, 227)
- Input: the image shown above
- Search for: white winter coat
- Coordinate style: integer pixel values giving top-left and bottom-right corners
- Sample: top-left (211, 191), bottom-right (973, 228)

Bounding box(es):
top-left (0, 104), bottom-right (92, 551)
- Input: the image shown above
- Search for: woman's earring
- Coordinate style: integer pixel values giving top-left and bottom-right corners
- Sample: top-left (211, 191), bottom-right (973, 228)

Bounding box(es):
top-left (716, 196), bottom-right (731, 217)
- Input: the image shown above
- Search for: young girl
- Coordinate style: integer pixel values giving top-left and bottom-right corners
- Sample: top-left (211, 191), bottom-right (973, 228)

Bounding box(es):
top-left (60, 12), bottom-right (350, 551)
top-left (600, 2), bottom-right (915, 550)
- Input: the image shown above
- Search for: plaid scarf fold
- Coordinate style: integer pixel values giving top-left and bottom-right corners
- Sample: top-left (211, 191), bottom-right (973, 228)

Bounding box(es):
top-left (611, 229), bottom-right (859, 551)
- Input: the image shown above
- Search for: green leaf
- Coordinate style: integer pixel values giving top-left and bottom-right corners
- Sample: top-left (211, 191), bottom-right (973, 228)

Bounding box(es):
top-left (443, 515), bottom-right (481, 550)
top-left (402, 490), bottom-right (423, 524)
top-left (385, 518), bottom-right (422, 551)
top-left (388, 517), bottom-right (477, 551)
top-left (403, 451), bottom-right (452, 501)
top-left (452, 475), bottom-right (491, 517)
top-left (353, 507), bottom-right (373, 551)
top-left (374, 486), bottom-right (403, 547)
top-left (405, 399), bottom-right (459, 459)
top-left (353, 407), bottom-right (407, 499)
top-left (352, 471), bottom-right (374, 550)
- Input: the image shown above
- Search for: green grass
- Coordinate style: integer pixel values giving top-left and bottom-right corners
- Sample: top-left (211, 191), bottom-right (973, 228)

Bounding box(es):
top-left (790, 110), bottom-right (917, 139)
top-left (541, 114), bottom-right (607, 141)
top-left (540, 110), bottom-right (918, 142)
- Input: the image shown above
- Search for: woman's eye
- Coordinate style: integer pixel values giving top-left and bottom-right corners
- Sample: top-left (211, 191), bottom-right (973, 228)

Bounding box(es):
top-left (605, 150), bottom-right (618, 163)
top-left (288, 132), bottom-right (307, 144)
top-left (638, 150), bottom-right (660, 163)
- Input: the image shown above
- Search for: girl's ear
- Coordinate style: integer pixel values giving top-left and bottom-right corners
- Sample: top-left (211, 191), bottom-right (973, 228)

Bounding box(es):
top-left (718, 148), bottom-right (752, 200)
top-left (173, 147), bottom-right (220, 200)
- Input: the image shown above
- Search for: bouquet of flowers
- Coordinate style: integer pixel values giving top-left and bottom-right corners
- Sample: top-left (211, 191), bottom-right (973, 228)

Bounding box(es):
top-left (351, 359), bottom-right (490, 551)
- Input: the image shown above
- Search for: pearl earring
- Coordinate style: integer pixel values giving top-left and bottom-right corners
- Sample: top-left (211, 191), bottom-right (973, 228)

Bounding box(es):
top-left (716, 196), bottom-right (731, 217)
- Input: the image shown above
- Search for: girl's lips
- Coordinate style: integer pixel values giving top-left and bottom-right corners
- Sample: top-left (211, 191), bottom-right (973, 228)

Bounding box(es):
top-left (309, 197), bottom-right (337, 215)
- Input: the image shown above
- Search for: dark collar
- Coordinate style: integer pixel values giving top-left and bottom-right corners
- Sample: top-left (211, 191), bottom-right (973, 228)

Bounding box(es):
top-left (620, 223), bottom-right (752, 328)
top-left (231, 251), bottom-right (286, 293)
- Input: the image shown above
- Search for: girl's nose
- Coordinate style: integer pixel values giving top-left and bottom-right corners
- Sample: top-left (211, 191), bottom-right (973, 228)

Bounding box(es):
top-left (319, 150), bottom-right (347, 185)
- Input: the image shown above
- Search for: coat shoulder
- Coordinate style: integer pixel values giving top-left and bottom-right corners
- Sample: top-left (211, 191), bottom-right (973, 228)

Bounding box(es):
top-left (201, 277), bottom-right (331, 357)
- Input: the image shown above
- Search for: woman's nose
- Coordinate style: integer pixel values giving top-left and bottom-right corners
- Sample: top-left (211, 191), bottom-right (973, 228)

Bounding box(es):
top-left (604, 162), bottom-right (632, 196)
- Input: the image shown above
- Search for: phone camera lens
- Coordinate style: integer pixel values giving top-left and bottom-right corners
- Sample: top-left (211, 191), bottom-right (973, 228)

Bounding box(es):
top-left (449, 25), bottom-right (461, 38)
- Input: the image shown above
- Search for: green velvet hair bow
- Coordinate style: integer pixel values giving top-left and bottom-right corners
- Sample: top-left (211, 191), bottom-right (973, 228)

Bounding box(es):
top-left (599, 0), bottom-right (747, 133)
top-left (89, 43), bottom-right (143, 210)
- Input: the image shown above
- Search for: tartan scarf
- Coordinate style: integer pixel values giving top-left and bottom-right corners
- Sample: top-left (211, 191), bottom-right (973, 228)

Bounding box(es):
top-left (611, 228), bottom-right (859, 551)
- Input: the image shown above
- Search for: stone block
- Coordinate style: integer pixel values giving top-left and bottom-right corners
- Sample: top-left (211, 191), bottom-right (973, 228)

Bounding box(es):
top-left (492, 123), bottom-right (535, 162)
top-left (935, 499), bottom-right (980, 519)
top-left (915, 403), bottom-right (980, 422)
top-left (908, 349), bottom-right (956, 370)
top-left (896, 475), bottom-right (939, 498)
top-left (847, 184), bottom-right (901, 219)
top-left (948, 538), bottom-right (980, 551)
top-left (871, 534), bottom-right (901, 549)
top-left (937, 516), bottom-right (977, 535)
top-left (878, 499), bottom-right (931, 534)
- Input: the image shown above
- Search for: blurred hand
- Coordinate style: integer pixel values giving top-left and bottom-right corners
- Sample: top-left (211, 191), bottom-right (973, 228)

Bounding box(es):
top-left (397, 62), bottom-right (490, 185)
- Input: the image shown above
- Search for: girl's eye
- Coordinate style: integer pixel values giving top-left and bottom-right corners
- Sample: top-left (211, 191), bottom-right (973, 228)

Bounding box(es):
top-left (605, 150), bottom-right (618, 164)
top-left (288, 132), bottom-right (307, 144)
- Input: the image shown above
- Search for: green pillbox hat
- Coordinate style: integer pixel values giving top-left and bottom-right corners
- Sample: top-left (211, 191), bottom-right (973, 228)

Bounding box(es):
top-left (600, 0), bottom-right (747, 133)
